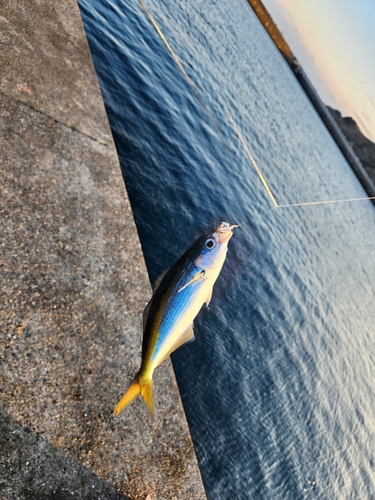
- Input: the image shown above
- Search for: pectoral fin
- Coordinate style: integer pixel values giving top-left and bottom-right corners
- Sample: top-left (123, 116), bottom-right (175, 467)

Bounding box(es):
top-left (178, 270), bottom-right (205, 293)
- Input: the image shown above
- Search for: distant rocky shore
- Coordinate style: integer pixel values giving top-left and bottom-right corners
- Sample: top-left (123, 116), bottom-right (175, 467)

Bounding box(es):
top-left (245, 0), bottom-right (375, 194)
top-left (327, 107), bottom-right (375, 185)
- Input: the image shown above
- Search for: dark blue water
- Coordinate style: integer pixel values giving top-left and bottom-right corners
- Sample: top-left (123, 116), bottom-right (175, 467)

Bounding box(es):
top-left (78, 0), bottom-right (375, 497)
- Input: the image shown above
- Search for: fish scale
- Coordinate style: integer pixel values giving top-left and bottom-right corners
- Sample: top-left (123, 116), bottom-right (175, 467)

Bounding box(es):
top-left (153, 279), bottom-right (199, 361)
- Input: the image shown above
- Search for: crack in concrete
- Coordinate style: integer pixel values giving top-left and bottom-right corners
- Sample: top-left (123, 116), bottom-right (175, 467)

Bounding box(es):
top-left (0, 89), bottom-right (110, 148)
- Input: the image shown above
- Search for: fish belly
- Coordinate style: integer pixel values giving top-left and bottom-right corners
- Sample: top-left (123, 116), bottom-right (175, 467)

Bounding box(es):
top-left (151, 270), bottom-right (218, 368)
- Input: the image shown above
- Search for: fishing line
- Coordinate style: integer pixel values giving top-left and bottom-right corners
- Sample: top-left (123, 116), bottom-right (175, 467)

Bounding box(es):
top-left (236, 196), bottom-right (375, 227)
top-left (276, 196), bottom-right (375, 209)
top-left (138, 0), bottom-right (278, 207)
top-left (138, 0), bottom-right (375, 220)
top-left (223, 104), bottom-right (278, 208)
top-left (138, 0), bottom-right (228, 148)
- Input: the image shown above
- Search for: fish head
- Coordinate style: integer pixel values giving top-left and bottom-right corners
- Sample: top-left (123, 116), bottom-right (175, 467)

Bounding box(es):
top-left (194, 221), bottom-right (238, 269)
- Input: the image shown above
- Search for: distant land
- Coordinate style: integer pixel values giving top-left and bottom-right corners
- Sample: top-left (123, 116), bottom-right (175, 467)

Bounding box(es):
top-left (327, 107), bottom-right (375, 185)
top-left (246, 0), bottom-right (375, 195)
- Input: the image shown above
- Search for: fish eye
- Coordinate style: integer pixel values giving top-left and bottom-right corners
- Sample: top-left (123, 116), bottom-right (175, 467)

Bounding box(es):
top-left (205, 238), bottom-right (216, 249)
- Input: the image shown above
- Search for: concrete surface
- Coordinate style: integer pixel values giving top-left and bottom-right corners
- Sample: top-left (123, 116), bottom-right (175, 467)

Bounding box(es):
top-left (0, 410), bottom-right (127, 500)
top-left (0, 0), bottom-right (110, 144)
top-left (0, 1), bottom-right (206, 499)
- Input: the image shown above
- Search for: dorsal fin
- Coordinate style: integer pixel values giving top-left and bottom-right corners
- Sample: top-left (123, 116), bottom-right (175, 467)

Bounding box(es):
top-left (142, 298), bottom-right (152, 329)
top-left (152, 268), bottom-right (169, 292)
top-left (143, 268), bottom-right (170, 328)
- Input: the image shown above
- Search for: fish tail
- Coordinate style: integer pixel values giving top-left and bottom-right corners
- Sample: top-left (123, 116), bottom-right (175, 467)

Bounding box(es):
top-left (113, 374), bottom-right (154, 419)
top-left (140, 377), bottom-right (154, 419)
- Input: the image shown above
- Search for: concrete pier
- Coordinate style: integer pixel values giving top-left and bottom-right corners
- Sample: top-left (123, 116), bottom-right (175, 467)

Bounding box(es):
top-left (0, 1), bottom-right (206, 499)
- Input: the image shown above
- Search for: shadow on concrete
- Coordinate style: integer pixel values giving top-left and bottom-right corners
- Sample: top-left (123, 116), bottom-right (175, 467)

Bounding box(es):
top-left (0, 409), bottom-right (129, 500)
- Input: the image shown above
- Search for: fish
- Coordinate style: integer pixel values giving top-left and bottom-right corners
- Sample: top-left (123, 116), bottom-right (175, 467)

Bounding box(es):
top-left (114, 221), bottom-right (238, 418)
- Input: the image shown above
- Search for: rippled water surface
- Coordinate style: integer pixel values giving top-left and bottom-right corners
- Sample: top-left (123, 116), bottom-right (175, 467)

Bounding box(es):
top-left (78, 0), bottom-right (375, 497)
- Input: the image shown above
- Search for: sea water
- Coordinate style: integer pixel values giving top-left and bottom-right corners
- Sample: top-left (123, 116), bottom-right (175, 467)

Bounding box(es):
top-left (78, 0), bottom-right (375, 497)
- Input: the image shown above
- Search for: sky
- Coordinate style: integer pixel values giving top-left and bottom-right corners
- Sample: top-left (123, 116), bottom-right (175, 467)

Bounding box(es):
top-left (261, 0), bottom-right (375, 143)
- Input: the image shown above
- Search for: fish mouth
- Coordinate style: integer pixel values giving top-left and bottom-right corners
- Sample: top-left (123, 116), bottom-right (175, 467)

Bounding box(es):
top-left (215, 221), bottom-right (238, 242)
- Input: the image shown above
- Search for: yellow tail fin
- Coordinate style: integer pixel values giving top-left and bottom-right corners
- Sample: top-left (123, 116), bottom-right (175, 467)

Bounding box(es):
top-left (114, 376), bottom-right (154, 419)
